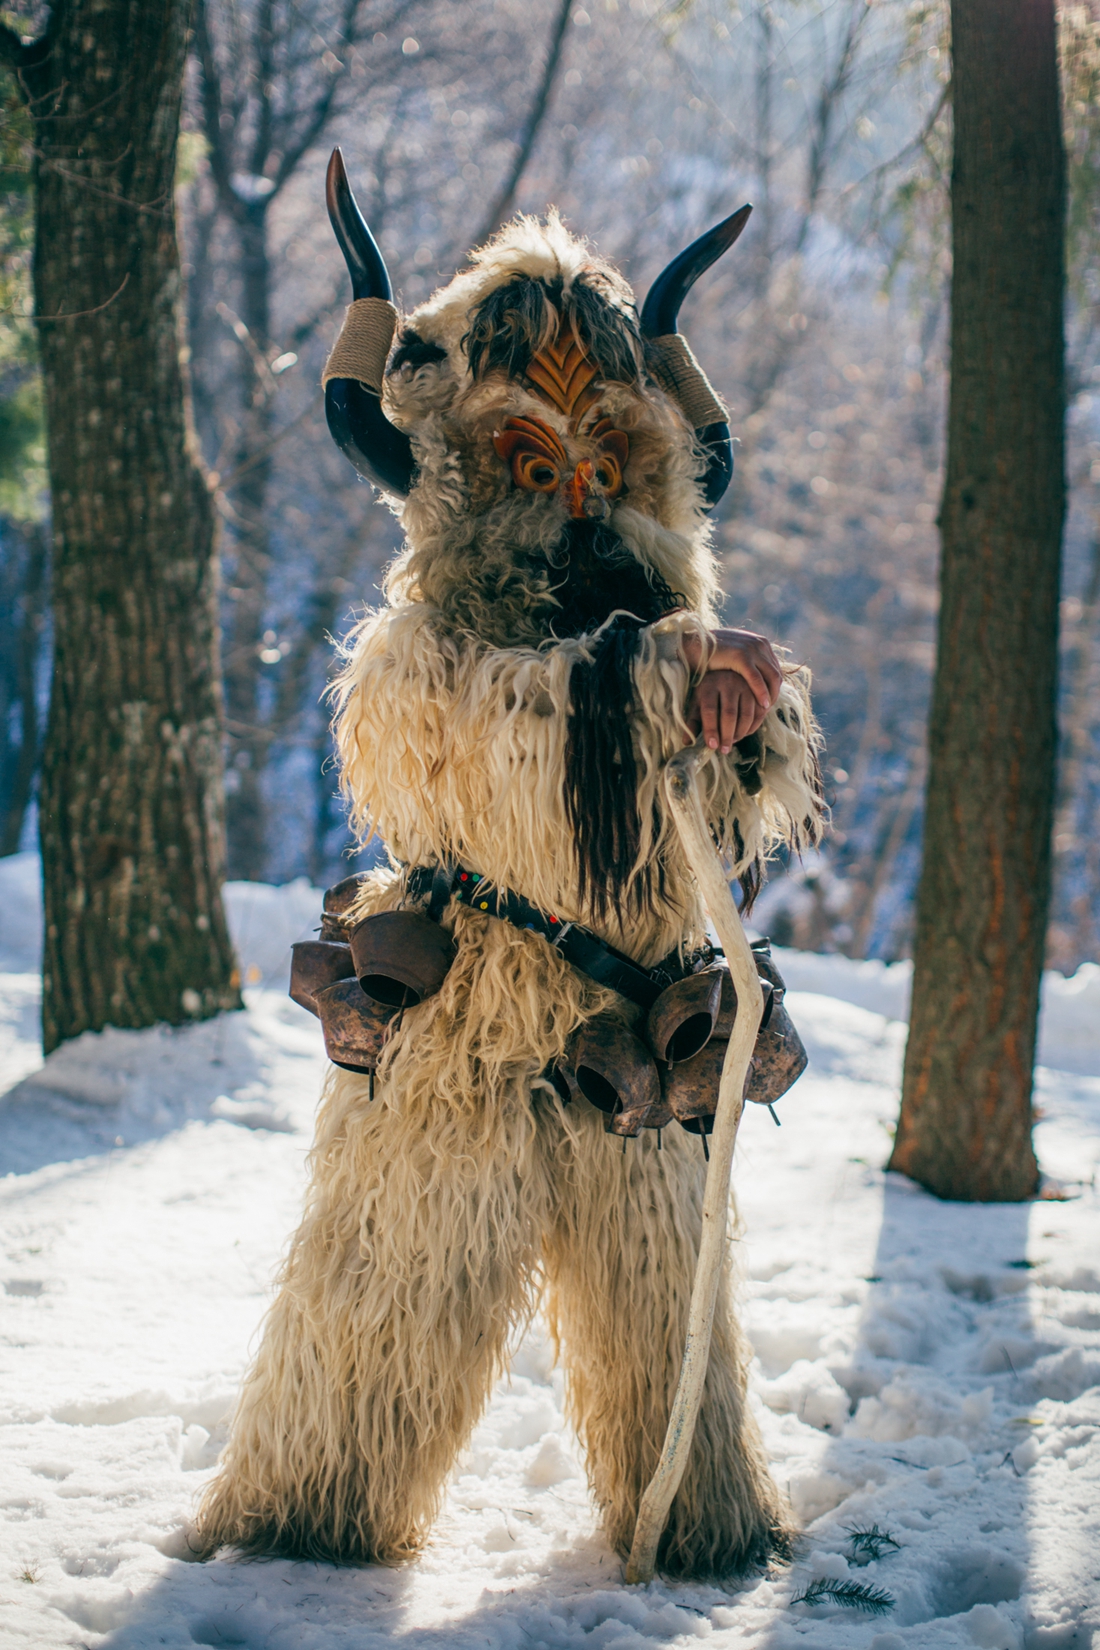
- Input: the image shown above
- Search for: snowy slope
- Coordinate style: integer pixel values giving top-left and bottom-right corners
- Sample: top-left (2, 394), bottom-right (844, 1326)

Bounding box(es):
top-left (1, 868), bottom-right (1099, 1649)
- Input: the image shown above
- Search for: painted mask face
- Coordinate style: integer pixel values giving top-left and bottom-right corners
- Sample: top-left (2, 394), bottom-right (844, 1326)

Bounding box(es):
top-left (486, 314), bottom-right (631, 519)
top-left (320, 148), bottom-right (752, 515)
top-left (492, 407), bottom-right (630, 521)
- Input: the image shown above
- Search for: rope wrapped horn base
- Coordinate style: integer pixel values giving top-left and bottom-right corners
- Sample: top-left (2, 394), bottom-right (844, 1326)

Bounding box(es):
top-left (321, 296), bottom-right (399, 393)
top-left (645, 333), bottom-right (727, 429)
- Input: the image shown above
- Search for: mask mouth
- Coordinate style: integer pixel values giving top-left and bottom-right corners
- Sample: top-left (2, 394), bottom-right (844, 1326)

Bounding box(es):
top-left (553, 517), bottom-right (635, 565)
top-left (542, 520), bottom-right (683, 636)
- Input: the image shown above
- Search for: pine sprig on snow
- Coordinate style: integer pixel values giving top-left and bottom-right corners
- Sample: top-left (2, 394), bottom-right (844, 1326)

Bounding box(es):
top-left (790, 1578), bottom-right (896, 1615)
top-left (846, 1523), bottom-right (901, 1561)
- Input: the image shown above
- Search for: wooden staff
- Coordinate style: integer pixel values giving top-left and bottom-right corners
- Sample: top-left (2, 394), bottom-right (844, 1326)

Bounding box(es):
top-left (624, 742), bottom-right (765, 1586)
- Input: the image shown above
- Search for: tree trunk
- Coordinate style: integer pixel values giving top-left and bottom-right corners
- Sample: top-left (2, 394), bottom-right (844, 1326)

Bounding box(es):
top-left (0, 518), bottom-right (48, 857)
top-left (1048, 521), bottom-right (1100, 973)
top-left (222, 208), bottom-right (275, 880)
top-left (19, 0), bottom-right (240, 1050)
top-left (889, 0), bottom-right (1065, 1201)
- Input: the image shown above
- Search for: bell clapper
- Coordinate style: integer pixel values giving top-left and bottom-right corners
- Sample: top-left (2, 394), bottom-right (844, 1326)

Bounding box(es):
top-left (768, 1104), bottom-right (781, 1126)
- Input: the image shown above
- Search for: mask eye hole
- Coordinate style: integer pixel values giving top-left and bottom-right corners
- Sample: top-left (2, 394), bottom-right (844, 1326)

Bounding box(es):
top-left (594, 457), bottom-right (624, 497)
top-left (493, 416), bottom-right (568, 495)
top-left (514, 453), bottom-right (560, 492)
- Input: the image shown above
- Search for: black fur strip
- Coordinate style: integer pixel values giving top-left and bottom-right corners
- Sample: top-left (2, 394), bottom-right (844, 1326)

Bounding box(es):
top-left (545, 520), bottom-right (684, 638)
top-left (734, 823), bottom-right (762, 916)
top-left (388, 329), bottom-right (448, 372)
top-left (463, 274), bottom-right (641, 385)
top-left (564, 615), bottom-right (663, 924)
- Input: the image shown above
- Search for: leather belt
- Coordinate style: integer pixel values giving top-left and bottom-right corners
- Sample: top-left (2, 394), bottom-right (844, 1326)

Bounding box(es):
top-left (405, 864), bottom-right (697, 1011)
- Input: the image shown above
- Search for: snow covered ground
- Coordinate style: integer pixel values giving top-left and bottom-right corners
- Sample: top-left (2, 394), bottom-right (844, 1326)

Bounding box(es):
top-left (1, 855), bottom-right (1098, 1650)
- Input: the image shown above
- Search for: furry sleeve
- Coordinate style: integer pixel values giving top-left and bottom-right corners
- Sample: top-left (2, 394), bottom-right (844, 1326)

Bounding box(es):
top-left (333, 602), bottom-right (822, 958)
top-left (633, 612), bottom-right (824, 889)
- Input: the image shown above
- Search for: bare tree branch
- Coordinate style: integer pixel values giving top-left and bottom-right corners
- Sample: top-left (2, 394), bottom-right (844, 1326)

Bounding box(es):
top-left (270, 0), bottom-right (364, 193)
top-left (475, 0), bottom-right (575, 243)
top-left (250, 0), bottom-right (275, 182)
top-left (193, 0), bottom-right (246, 223)
top-left (795, 0), bottom-right (872, 251)
top-left (215, 393), bottom-right (321, 489)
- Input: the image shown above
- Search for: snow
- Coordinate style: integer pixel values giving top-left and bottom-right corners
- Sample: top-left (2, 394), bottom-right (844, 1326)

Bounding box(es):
top-left (1, 857), bottom-right (1099, 1648)
top-left (0, 852), bottom-right (322, 987)
top-left (770, 949), bottom-right (1100, 1081)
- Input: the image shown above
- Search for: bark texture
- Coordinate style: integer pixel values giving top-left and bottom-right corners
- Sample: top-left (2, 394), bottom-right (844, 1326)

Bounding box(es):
top-left (890, 0), bottom-right (1065, 1200)
top-left (0, 520), bottom-right (48, 857)
top-left (12, 0), bottom-right (240, 1050)
top-left (220, 203), bottom-right (276, 881)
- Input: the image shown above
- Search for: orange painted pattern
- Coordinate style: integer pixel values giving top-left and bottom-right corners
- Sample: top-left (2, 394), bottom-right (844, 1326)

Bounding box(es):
top-left (524, 322), bottom-right (601, 422)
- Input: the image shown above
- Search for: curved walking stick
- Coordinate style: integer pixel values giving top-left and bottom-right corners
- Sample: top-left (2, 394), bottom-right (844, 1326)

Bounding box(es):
top-left (624, 743), bottom-right (765, 1585)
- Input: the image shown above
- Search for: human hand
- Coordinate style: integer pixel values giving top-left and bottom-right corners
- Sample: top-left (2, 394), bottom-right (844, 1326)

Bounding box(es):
top-left (682, 628), bottom-right (782, 753)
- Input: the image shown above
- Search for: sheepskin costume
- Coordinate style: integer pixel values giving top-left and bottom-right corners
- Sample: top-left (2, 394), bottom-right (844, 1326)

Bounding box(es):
top-left (195, 202), bottom-right (822, 1579)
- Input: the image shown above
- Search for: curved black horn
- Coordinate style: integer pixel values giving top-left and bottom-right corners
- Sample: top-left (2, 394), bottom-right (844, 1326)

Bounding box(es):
top-left (696, 423), bottom-right (735, 510)
top-left (327, 146), bottom-right (392, 302)
top-left (324, 148), bottom-right (416, 496)
top-left (640, 206), bottom-right (750, 512)
top-left (639, 204), bottom-right (752, 340)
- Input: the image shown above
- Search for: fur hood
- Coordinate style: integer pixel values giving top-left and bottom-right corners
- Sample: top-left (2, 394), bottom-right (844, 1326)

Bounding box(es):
top-left (399, 209), bottom-right (633, 372)
top-left (377, 213), bottom-right (720, 641)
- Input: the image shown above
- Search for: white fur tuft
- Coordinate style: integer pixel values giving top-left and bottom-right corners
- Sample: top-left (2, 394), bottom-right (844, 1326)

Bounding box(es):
top-left (403, 209), bottom-right (616, 371)
top-left (196, 207), bottom-right (820, 1583)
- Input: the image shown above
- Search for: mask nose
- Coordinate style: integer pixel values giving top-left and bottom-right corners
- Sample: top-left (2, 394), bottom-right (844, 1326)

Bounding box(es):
top-left (566, 460), bottom-right (594, 518)
top-left (566, 460), bottom-right (610, 521)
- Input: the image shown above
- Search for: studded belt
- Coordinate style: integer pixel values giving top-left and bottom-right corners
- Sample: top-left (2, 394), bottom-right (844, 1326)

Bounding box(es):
top-left (405, 863), bottom-right (700, 1011)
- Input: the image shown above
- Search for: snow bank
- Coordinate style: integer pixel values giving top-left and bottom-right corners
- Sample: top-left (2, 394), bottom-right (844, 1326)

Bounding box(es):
top-left (775, 948), bottom-right (1100, 1077)
top-left (221, 877), bottom-right (325, 987)
top-left (0, 851), bottom-right (324, 988)
top-left (0, 986), bottom-right (325, 1177)
top-left (0, 851), bottom-right (42, 973)
top-left (1, 966), bottom-right (1099, 1646)
top-left (771, 946), bottom-right (914, 1021)
top-left (4, 852), bottom-right (1098, 1074)
top-left (1038, 963), bottom-right (1100, 1076)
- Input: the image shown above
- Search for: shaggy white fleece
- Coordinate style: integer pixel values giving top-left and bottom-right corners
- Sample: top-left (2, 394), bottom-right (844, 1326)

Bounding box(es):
top-left (196, 212), bottom-right (820, 1580)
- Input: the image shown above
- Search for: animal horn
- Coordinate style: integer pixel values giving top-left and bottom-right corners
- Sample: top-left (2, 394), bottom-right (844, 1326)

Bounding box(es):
top-left (639, 205), bottom-right (752, 339)
top-left (324, 148), bottom-right (416, 496)
top-left (639, 205), bottom-right (752, 510)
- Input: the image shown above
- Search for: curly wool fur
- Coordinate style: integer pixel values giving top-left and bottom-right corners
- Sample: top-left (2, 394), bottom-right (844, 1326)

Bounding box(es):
top-left (328, 603), bottom-right (818, 959)
top-left (378, 213), bottom-right (722, 645)
top-left (386, 389), bottom-right (720, 645)
top-left (195, 889), bottom-right (787, 1573)
top-left (196, 211), bottom-right (821, 1579)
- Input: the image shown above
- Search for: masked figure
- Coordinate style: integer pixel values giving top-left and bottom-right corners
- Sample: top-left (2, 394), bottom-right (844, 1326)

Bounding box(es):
top-left (195, 153), bottom-right (823, 1579)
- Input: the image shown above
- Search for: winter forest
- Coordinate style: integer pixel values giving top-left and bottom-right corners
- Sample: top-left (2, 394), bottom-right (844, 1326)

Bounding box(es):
top-left (0, 0), bottom-right (1096, 966)
top-left (1, 1), bottom-right (1099, 1647)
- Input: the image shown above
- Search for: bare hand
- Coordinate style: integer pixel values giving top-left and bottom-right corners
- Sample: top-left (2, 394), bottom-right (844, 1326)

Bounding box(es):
top-left (682, 628), bottom-right (782, 753)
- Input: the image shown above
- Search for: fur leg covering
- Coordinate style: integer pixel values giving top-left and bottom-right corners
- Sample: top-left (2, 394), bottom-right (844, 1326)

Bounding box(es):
top-left (192, 1068), bottom-right (553, 1562)
top-left (541, 1104), bottom-right (793, 1578)
top-left (195, 904), bottom-right (790, 1576)
top-left (193, 911), bottom-right (600, 1563)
